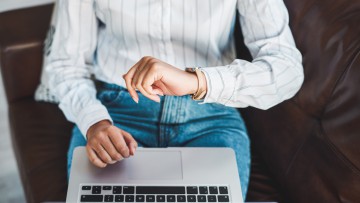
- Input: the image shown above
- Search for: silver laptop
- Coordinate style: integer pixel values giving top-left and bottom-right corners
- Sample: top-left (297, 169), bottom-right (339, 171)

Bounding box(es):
top-left (66, 147), bottom-right (243, 203)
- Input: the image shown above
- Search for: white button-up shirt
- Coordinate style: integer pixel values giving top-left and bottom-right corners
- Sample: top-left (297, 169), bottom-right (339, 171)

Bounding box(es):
top-left (40, 0), bottom-right (304, 137)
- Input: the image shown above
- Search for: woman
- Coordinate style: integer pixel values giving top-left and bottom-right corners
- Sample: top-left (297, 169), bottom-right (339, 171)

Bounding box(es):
top-left (39, 0), bottom-right (303, 197)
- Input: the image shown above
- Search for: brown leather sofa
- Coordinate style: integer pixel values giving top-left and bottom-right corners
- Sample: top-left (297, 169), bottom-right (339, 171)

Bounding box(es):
top-left (1, 1), bottom-right (359, 203)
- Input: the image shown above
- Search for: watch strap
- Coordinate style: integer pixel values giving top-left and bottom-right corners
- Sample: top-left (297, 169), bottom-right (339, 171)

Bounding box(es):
top-left (185, 67), bottom-right (207, 100)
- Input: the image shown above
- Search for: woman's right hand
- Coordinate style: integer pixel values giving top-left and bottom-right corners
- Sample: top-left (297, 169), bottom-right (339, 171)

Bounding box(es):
top-left (86, 120), bottom-right (138, 168)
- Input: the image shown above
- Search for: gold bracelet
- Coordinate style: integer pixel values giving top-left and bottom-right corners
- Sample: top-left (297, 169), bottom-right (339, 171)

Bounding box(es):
top-left (185, 67), bottom-right (207, 100)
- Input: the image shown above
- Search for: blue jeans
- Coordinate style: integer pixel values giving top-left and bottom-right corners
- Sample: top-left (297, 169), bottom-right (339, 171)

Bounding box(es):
top-left (67, 81), bottom-right (251, 197)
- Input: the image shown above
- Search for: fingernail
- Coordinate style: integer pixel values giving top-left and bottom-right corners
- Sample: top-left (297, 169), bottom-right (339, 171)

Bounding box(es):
top-left (132, 96), bottom-right (139, 103)
top-left (132, 146), bottom-right (136, 155)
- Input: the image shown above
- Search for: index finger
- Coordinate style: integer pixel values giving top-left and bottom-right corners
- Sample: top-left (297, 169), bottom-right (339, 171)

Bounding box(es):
top-left (108, 129), bottom-right (131, 158)
top-left (121, 130), bottom-right (138, 156)
top-left (123, 63), bottom-right (141, 103)
top-left (86, 145), bottom-right (107, 168)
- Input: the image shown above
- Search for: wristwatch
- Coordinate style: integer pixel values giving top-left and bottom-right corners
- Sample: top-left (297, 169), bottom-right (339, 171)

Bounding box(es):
top-left (185, 67), bottom-right (207, 100)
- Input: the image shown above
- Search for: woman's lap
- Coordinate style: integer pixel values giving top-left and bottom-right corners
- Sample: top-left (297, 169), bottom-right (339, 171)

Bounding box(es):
top-left (67, 82), bottom-right (251, 197)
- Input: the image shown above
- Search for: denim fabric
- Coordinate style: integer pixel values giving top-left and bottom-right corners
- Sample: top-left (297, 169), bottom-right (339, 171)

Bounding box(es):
top-left (67, 82), bottom-right (251, 197)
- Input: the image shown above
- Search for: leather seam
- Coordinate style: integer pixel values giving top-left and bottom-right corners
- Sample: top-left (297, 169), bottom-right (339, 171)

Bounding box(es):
top-left (319, 120), bottom-right (360, 176)
top-left (3, 40), bottom-right (42, 52)
top-left (319, 48), bottom-right (360, 176)
top-left (321, 48), bottom-right (360, 116)
top-left (284, 122), bottom-right (315, 177)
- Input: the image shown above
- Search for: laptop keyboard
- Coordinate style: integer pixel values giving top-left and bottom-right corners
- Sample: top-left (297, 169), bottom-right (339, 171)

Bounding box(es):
top-left (79, 185), bottom-right (231, 202)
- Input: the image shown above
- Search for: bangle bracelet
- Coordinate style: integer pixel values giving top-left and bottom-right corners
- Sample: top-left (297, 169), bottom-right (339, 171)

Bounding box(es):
top-left (185, 67), bottom-right (207, 100)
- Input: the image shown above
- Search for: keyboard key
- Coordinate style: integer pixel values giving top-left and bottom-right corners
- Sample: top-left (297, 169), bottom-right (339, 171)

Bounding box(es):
top-left (125, 195), bottom-right (134, 202)
top-left (197, 195), bottom-right (206, 202)
top-left (80, 195), bottom-right (103, 202)
top-left (135, 195), bottom-right (145, 202)
top-left (199, 186), bottom-right (208, 194)
top-left (177, 195), bottom-right (186, 202)
top-left (208, 195), bottom-right (217, 202)
top-left (156, 195), bottom-right (165, 202)
top-left (136, 186), bottom-right (185, 194)
top-left (115, 195), bottom-right (124, 202)
top-left (123, 186), bottom-right (135, 194)
top-left (187, 195), bottom-right (196, 202)
top-left (92, 186), bottom-right (101, 194)
top-left (113, 186), bottom-right (122, 194)
top-left (218, 195), bottom-right (230, 202)
top-left (103, 186), bottom-right (112, 190)
top-left (82, 186), bottom-right (91, 190)
top-left (146, 195), bottom-right (155, 202)
top-left (219, 186), bottom-right (228, 194)
top-left (105, 195), bottom-right (114, 202)
top-left (167, 195), bottom-right (176, 202)
top-left (187, 186), bottom-right (198, 194)
top-left (209, 186), bottom-right (218, 194)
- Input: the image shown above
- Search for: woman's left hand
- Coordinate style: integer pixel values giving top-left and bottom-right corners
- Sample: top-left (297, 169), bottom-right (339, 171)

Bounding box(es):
top-left (123, 56), bottom-right (205, 103)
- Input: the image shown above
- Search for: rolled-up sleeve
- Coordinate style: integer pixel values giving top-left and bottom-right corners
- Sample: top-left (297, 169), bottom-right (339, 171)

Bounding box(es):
top-left (46, 0), bottom-right (112, 138)
top-left (202, 0), bottom-right (304, 110)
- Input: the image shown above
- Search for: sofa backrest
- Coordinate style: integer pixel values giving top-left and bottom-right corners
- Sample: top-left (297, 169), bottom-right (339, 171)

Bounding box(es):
top-left (0, 4), bottom-right (53, 103)
top-left (242, 0), bottom-right (360, 202)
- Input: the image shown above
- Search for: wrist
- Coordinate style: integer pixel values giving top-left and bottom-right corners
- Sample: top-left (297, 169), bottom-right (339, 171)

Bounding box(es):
top-left (199, 71), bottom-right (207, 94)
top-left (186, 71), bottom-right (199, 95)
top-left (185, 67), bottom-right (207, 100)
top-left (87, 120), bottom-right (112, 139)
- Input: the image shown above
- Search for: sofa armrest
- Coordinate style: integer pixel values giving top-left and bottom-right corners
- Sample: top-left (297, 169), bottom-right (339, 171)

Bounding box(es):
top-left (0, 4), bottom-right (73, 203)
top-left (9, 99), bottom-right (73, 203)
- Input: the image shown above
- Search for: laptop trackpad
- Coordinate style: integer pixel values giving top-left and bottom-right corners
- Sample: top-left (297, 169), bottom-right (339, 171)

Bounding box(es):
top-left (127, 150), bottom-right (183, 180)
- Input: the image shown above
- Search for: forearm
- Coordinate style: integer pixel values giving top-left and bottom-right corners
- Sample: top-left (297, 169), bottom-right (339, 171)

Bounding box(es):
top-left (46, 0), bottom-right (112, 137)
top-left (199, 0), bottom-right (304, 109)
top-left (201, 52), bottom-right (303, 109)
top-left (48, 66), bottom-right (112, 137)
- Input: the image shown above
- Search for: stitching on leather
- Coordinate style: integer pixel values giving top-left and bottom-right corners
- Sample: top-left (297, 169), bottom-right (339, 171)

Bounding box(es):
top-left (319, 121), bottom-right (360, 177)
top-left (284, 121), bottom-right (315, 177)
top-left (319, 49), bottom-right (360, 176)
top-left (321, 48), bottom-right (360, 116)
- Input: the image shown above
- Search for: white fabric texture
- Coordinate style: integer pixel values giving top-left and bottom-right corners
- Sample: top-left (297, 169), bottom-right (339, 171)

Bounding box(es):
top-left (35, 0), bottom-right (304, 138)
top-left (35, 3), bottom-right (59, 103)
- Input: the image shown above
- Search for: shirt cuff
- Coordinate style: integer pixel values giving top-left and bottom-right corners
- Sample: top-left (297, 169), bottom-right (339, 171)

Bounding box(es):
top-left (201, 66), bottom-right (236, 104)
top-left (76, 104), bottom-right (113, 140)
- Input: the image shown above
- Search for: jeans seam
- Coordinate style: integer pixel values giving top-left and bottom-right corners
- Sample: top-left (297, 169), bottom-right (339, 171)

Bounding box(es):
top-left (177, 96), bottom-right (183, 124)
